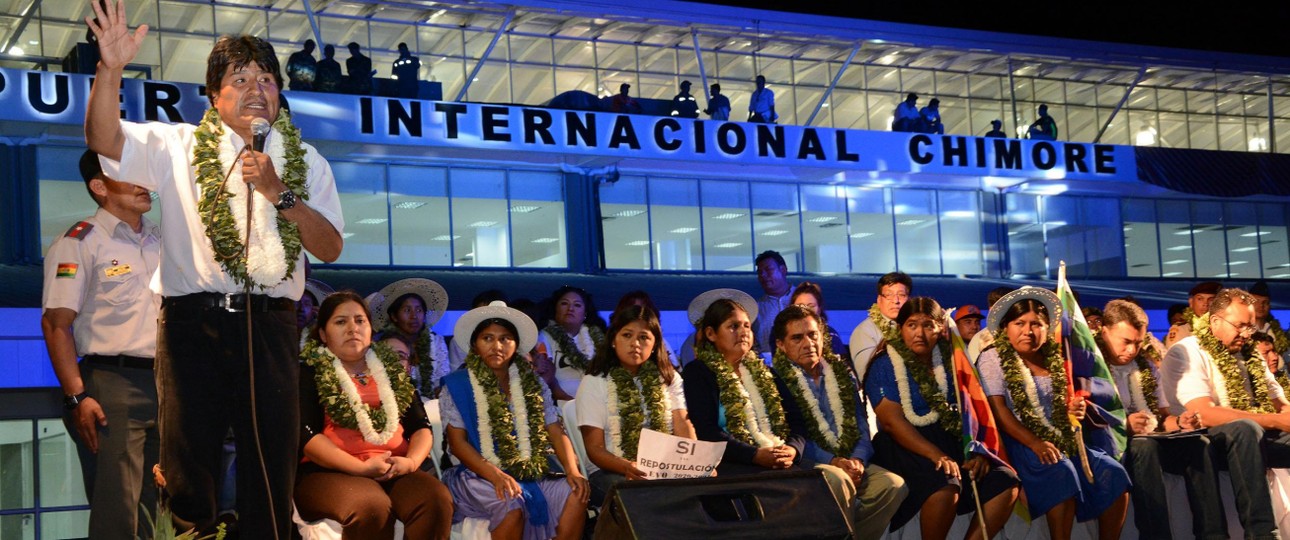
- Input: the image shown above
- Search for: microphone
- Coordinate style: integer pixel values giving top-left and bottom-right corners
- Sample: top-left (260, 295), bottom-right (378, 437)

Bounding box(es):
top-left (250, 117), bottom-right (271, 153)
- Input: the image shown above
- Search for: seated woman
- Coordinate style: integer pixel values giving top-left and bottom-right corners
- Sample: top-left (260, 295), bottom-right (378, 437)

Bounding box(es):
top-left (295, 291), bottom-right (453, 539)
top-left (613, 290), bottom-right (678, 365)
top-left (681, 288), bottom-right (805, 475)
top-left (977, 288), bottom-right (1129, 540)
top-left (440, 301), bottom-right (590, 540)
top-left (536, 286), bottom-right (607, 401)
top-left (373, 278), bottom-right (451, 397)
top-left (865, 297), bottom-right (1018, 539)
top-left (576, 304), bottom-right (696, 504)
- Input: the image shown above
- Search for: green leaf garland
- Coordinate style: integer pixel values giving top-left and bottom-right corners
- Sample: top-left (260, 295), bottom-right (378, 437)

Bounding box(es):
top-left (544, 322), bottom-right (605, 372)
top-left (994, 333), bottom-right (1080, 460)
top-left (464, 352), bottom-right (553, 480)
top-left (607, 361), bottom-right (670, 461)
top-left (771, 350), bottom-right (860, 457)
top-left (301, 339), bottom-right (415, 433)
top-left (1194, 314), bottom-right (1275, 413)
top-left (696, 343), bottom-right (788, 446)
top-left (888, 336), bottom-right (962, 436)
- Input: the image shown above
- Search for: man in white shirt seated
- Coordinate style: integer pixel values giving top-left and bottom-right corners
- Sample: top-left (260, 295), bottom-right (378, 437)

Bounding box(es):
top-left (1160, 288), bottom-right (1290, 539)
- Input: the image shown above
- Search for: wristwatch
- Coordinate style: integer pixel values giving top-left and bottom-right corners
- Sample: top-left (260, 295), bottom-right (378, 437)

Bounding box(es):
top-left (64, 391), bottom-right (90, 411)
top-left (274, 190), bottom-right (297, 211)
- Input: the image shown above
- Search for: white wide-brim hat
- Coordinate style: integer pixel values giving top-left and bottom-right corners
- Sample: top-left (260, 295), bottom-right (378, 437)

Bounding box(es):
top-left (687, 288), bottom-right (759, 327)
top-left (372, 278), bottom-right (449, 330)
top-left (452, 300), bottom-right (539, 355)
top-left (303, 278), bottom-right (335, 304)
top-left (986, 286), bottom-right (1062, 334)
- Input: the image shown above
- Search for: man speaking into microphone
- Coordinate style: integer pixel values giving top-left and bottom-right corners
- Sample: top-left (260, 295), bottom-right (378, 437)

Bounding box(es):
top-left (83, 1), bottom-right (344, 537)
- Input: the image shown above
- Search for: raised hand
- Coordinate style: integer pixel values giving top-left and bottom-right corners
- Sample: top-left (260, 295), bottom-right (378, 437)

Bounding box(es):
top-left (86, 0), bottom-right (149, 70)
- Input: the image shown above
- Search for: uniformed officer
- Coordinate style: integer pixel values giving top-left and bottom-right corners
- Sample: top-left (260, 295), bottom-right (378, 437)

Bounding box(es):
top-left (41, 150), bottom-right (161, 538)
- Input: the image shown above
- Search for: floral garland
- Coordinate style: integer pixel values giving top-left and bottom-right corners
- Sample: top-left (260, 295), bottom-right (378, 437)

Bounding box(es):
top-left (771, 351), bottom-right (859, 457)
top-left (464, 352), bottom-right (553, 480)
top-left (868, 303), bottom-right (899, 342)
top-left (1095, 334), bottom-right (1160, 414)
top-left (994, 334), bottom-right (1080, 460)
top-left (696, 344), bottom-right (788, 447)
top-left (192, 108), bottom-right (309, 290)
top-left (384, 325), bottom-right (448, 397)
top-left (886, 337), bottom-right (962, 435)
top-left (544, 322), bottom-right (605, 372)
top-left (605, 361), bottom-right (672, 461)
top-left (1194, 314), bottom-right (1275, 413)
top-left (301, 340), bottom-right (415, 444)
top-left (1268, 318), bottom-right (1290, 356)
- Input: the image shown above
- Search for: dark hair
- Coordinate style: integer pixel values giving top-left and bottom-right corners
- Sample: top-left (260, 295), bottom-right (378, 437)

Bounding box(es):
top-left (614, 290), bottom-right (660, 323)
top-left (1082, 307), bottom-right (1103, 319)
top-left (1208, 288), bottom-right (1254, 317)
top-left (1102, 299), bottom-right (1147, 331)
top-left (79, 150), bottom-right (104, 204)
top-left (790, 282), bottom-right (829, 321)
top-left (998, 299), bottom-right (1051, 331)
top-left (468, 317), bottom-right (522, 364)
top-left (1167, 303), bottom-right (1189, 322)
top-left (324, 44), bottom-right (335, 58)
top-left (876, 272), bottom-right (913, 295)
top-left (755, 250), bottom-right (786, 270)
top-left (895, 297), bottom-right (945, 327)
top-left (770, 304), bottom-right (823, 346)
top-left (587, 305), bottom-right (676, 385)
top-left (1252, 331), bottom-right (1276, 346)
top-left (695, 299), bottom-right (748, 349)
top-left (929, 98), bottom-right (940, 106)
top-left (547, 285), bottom-right (606, 330)
top-left (309, 290), bottom-right (371, 344)
top-left (387, 293), bottom-right (426, 321)
top-left (471, 289), bottom-right (508, 308)
top-left (206, 35), bottom-right (283, 105)
top-left (987, 286), bottom-right (1014, 308)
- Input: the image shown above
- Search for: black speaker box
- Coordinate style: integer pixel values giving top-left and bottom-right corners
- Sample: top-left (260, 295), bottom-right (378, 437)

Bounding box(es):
top-left (593, 469), bottom-right (851, 539)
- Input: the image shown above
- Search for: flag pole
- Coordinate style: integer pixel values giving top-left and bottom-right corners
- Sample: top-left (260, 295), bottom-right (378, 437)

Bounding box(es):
top-left (1059, 261), bottom-right (1095, 483)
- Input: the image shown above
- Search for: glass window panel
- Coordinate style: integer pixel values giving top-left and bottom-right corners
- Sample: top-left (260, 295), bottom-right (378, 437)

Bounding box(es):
top-left (717, 52), bottom-right (754, 82)
top-left (269, 12), bottom-right (311, 46)
top-left (1097, 84), bottom-right (1125, 108)
top-left (42, 510), bottom-right (90, 539)
top-left (555, 67), bottom-right (597, 95)
top-left (939, 98), bottom-right (968, 137)
top-left (935, 72), bottom-right (968, 99)
top-left (37, 420), bottom-right (86, 508)
top-left (420, 26), bottom-right (463, 58)
top-left (1122, 199), bottom-right (1161, 277)
top-left (1066, 82), bottom-right (1097, 107)
top-left (969, 75), bottom-right (1001, 99)
top-left (1064, 106), bottom-right (1098, 143)
top-left (1083, 197), bottom-right (1124, 277)
top-left (368, 21), bottom-right (407, 54)
top-left (511, 64), bottom-right (554, 104)
top-left (837, 61), bottom-right (864, 89)
top-left (159, 2), bottom-right (213, 35)
top-left (867, 92), bottom-right (899, 132)
top-left (1101, 108), bottom-right (1129, 146)
top-left (1187, 90), bottom-right (1216, 114)
top-left (509, 171), bottom-right (566, 268)
top-left (389, 166), bottom-right (450, 267)
top-left (641, 46), bottom-right (677, 75)
top-left (1033, 79), bottom-right (1063, 104)
top-left (893, 189), bottom-right (940, 274)
top-left (318, 15), bottom-right (364, 51)
top-left (1216, 93), bottom-right (1244, 116)
top-left (846, 187), bottom-right (894, 274)
top-left (465, 29), bottom-right (506, 61)
top-left (793, 59), bottom-right (830, 88)
top-left (0, 514), bottom-right (35, 537)
top-left (1259, 204), bottom-right (1290, 278)
top-left (866, 65), bottom-right (900, 92)
top-left (969, 99), bottom-right (1005, 137)
top-left (597, 42), bottom-right (637, 71)
top-left (649, 178), bottom-right (701, 271)
top-left (1189, 114), bottom-right (1218, 150)
top-left (1005, 193), bottom-right (1045, 276)
top-left (1127, 110), bottom-right (1159, 147)
top-left (0, 420), bottom-right (35, 510)
top-left (939, 191), bottom-right (983, 275)
top-left (901, 68), bottom-right (933, 96)
top-left (1278, 120), bottom-right (1290, 154)
top-left (553, 39), bottom-right (594, 68)
top-left (330, 162), bottom-right (389, 266)
top-left (1244, 94), bottom-right (1270, 118)
top-left (1041, 196), bottom-right (1083, 277)
top-left (801, 185), bottom-right (849, 274)
top-left (759, 57), bottom-right (792, 86)
top-left (789, 86), bottom-right (820, 126)
top-left (1012, 78), bottom-right (1033, 103)
top-left (1127, 86), bottom-right (1156, 110)
top-left (634, 72), bottom-right (675, 102)
top-left (1248, 118), bottom-right (1273, 153)
top-left (1217, 116), bottom-right (1247, 152)
top-left (831, 89), bottom-right (866, 130)
top-left (602, 176), bottom-right (650, 270)
top-left (1157, 89), bottom-right (1186, 113)
top-left (1158, 112), bottom-right (1188, 149)
top-left (1191, 201), bottom-right (1227, 278)
top-left (1225, 202), bottom-right (1261, 279)
top-left (466, 63), bottom-right (510, 103)
top-left (509, 35), bottom-right (552, 64)
top-left (751, 183), bottom-right (801, 272)
top-left (701, 180), bottom-right (752, 271)
top-left (427, 56), bottom-right (466, 102)
top-left (1157, 200), bottom-right (1195, 278)
top-left (450, 169), bottom-right (509, 268)
top-left (160, 35), bottom-right (216, 86)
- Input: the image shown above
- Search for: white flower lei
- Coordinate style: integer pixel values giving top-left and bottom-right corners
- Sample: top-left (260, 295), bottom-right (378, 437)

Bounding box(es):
top-left (331, 348), bottom-right (401, 445)
top-left (784, 362), bottom-right (846, 449)
top-left (573, 325), bottom-right (597, 358)
top-left (213, 122), bottom-right (290, 286)
top-left (1018, 359), bottom-right (1059, 433)
top-left (888, 344), bottom-right (949, 427)
top-left (737, 365), bottom-right (786, 448)
top-left (604, 376), bottom-right (674, 458)
top-left (467, 362), bottom-right (534, 468)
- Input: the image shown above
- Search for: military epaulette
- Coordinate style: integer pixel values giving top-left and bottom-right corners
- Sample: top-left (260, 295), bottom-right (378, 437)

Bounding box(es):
top-left (64, 221), bottom-right (94, 240)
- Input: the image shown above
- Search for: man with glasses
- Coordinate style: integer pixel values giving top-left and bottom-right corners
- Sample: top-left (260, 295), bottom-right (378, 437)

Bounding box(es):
top-left (849, 272), bottom-right (912, 381)
top-left (1161, 288), bottom-right (1290, 539)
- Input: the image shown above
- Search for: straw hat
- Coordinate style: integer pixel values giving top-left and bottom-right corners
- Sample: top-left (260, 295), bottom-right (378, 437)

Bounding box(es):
top-left (986, 286), bottom-right (1061, 334)
top-left (452, 300), bottom-right (539, 355)
top-left (687, 288), bottom-right (758, 327)
top-left (371, 278), bottom-right (449, 330)
top-left (302, 278), bottom-right (335, 304)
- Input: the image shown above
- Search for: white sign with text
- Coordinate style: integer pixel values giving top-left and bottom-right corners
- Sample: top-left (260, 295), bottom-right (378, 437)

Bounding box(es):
top-left (634, 429), bottom-right (724, 480)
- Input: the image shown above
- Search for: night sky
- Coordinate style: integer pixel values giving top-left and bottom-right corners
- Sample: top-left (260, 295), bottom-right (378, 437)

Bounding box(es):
top-left (699, 1), bottom-right (1290, 60)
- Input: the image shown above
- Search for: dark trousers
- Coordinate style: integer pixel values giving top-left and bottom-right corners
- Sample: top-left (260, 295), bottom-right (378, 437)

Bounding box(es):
top-left (65, 362), bottom-right (160, 539)
top-left (1122, 433), bottom-right (1224, 540)
top-left (157, 300), bottom-right (299, 538)
top-left (1208, 419), bottom-right (1286, 540)
top-left (295, 468), bottom-right (453, 540)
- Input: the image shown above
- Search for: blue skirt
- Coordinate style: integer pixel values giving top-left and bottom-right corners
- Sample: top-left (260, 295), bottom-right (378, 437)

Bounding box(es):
top-left (441, 465), bottom-right (572, 540)
top-left (1002, 436), bottom-right (1129, 521)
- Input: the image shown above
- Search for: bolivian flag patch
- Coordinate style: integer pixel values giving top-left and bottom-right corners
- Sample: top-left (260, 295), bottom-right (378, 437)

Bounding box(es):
top-left (56, 263), bottom-right (78, 278)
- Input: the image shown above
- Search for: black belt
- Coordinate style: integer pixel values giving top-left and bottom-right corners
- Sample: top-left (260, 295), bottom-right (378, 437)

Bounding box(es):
top-left (84, 354), bottom-right (154, 370)
top-left (164, 293), bottom-right (296, 313)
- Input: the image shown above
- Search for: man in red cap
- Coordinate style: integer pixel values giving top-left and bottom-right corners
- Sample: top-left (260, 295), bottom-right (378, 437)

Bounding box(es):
top-left (952, 305), bottom-right (984, 343)
top-left (1165, 281), bottom-right (1222, 349)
